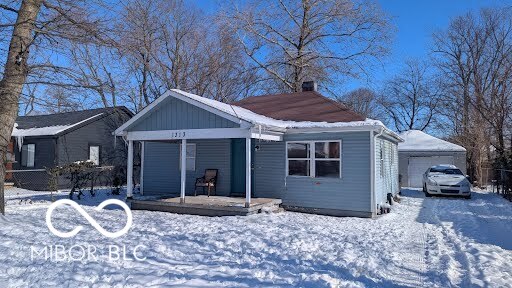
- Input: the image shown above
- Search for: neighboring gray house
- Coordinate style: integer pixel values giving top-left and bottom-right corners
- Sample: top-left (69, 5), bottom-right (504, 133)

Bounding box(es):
top-left (9, 107), bottom-right (133, 189)
top-left (398, 130), bottom-right (467, 188)
top-left (115, 84), bottom-right (402, 218)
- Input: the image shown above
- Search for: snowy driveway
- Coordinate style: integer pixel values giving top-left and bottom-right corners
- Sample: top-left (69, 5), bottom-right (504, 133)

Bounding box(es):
top-left (0, 189), bottom-right (511, 287)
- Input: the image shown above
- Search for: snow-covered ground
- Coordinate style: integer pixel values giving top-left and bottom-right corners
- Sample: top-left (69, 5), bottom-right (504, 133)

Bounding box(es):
top-left (0, 188), bottom-right (511, 287)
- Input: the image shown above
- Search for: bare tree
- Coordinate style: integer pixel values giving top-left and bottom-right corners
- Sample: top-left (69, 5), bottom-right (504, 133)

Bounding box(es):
top-left (0, 0), bottom-right (43, 214)
top-left (337, 88), bottom-right (384, 120)
top-left (117, 0), bottom-right (261, 105)
top-left (379, 60), bottom-right (441, 132)
top-left (224, 0), bottom-right (392, 93)
top-left (116, 0), bottom-right (163, 110)
top-left (66, 43), bottom-right (121, 108)
top-left (152, 0), bottom-right (201, 92)
top-left (0, 0), bottom-right (109, 213)
top-left (433, 7), bottom-right (512, 184)
top-left (41, 86), bottom-right (85, 113)
top-left (191, 24), bottom-right (262, 102)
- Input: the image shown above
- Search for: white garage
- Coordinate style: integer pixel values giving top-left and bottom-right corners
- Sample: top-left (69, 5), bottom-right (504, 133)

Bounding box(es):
top-left (398, 130), bottom-right (466, 188)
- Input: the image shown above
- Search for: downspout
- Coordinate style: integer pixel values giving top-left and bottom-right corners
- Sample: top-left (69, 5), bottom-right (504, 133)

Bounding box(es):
top-left (371, 127), bottom-right (384, 217)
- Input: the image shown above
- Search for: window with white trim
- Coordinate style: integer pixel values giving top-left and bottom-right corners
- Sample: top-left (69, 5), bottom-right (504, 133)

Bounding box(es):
top-left (21, 144), bottom-right (35, 167)
top-left (89, 145), bottom-right (100, 165)
top-left (315, 142), bottom-right (341, 177)
top-left (287, 142), bottom-right (311, 176)
top-left (287, 141), bottom-right (341, 178)
top-left (179, 143), bottom-right (196, 171)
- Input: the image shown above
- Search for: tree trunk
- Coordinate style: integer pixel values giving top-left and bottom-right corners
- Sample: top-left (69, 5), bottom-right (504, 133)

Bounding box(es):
top-left (0, 0), bottom-right (43, 215)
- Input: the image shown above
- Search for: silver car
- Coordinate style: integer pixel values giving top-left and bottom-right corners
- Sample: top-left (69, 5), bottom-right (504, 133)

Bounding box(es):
top-left (422, 165), bottom-right (471, 199)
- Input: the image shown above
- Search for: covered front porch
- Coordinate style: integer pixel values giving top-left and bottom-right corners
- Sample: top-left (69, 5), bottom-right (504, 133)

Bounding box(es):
top-left (127, 132), bottom-right (277, 200)
top-left (125, 134), bottom-right (282, 215)
top-left (115, 89), bottom-right (284, 215)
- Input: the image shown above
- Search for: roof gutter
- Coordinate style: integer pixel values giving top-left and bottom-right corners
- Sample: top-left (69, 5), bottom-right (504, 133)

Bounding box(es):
top-left (285, 125), bottom-right (403, 141)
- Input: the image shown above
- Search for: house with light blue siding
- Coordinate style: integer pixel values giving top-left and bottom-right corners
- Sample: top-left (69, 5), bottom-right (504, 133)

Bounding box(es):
top-left (115, 83), bottom-right (402, 217)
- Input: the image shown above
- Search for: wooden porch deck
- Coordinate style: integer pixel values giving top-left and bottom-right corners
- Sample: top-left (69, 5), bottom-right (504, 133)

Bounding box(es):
top-left (129, 195), bottom-right (282, 216)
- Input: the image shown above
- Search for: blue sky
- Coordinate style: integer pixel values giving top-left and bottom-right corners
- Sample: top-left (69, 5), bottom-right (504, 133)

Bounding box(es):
top-left (193, 0), bottom-right (512, 93)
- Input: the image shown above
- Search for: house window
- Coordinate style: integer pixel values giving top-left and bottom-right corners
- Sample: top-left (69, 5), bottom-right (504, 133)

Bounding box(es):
top-left (89, 145), bottom-right (100, 165)
top-left (314, 142), bottom-right (341, 177)
top-left (179, 143), bottom-right (196, 171)
top-left (21, 144), bottom-right (35, 168)
top-left (287, 141), bottom-right (341, 178)
top-left (380, 143), bottom-right (384, 177)
top-left (287, 142), bottom-right (310, 176)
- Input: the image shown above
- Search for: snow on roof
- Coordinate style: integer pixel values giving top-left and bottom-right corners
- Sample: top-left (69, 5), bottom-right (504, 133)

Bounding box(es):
top-left (15, 107), bottom-right (130, 130)
top-left (12, 124), bottom-right (75, 137)
top-left (12, 114), bottom-right (103, 137)
top-left (12, 114), bottom-right (104, 151)
top-left (115, 89), bottom-right (402, 141)
top-left (173, 89), bottom-right (398, 133)
top-left (398, 130), bottom-right (466, 152)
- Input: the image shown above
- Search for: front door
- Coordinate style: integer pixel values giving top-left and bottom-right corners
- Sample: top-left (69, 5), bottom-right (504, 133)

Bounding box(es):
top-left (230, 139), bottom-right (253, 196)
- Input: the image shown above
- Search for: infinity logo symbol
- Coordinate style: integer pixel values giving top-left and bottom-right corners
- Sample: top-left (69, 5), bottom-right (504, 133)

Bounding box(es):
top-left (46, 199), bottom-right (133, 238)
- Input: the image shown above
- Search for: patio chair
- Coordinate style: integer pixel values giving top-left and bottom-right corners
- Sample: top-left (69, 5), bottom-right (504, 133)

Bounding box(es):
top-left (195, 169), bottom-right (218, 197)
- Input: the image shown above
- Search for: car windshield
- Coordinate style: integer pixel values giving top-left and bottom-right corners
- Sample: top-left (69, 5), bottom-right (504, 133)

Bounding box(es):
top-left (429, 168), bottom-right (463, 175)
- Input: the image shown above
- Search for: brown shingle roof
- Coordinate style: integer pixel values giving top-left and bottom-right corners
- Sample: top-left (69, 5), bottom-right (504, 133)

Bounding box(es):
top-left (233, 91), bottom-right (365, 123)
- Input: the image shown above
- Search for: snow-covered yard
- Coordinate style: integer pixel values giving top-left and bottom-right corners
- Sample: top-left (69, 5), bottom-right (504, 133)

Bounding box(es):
top-left (0, 188), bottom-right (511, 287)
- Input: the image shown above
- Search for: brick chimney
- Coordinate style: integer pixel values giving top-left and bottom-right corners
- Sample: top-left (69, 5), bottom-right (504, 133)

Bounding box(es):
top-left (302, 81), bottom-right (317, 92)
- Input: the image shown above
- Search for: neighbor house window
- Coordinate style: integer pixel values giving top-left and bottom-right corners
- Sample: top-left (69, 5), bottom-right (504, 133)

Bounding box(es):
top-left (21, 144), bottom-right (35, 168)
top-left (179, 143), bottom-right (196, 171)
top-left (287, 141), bottom-right (341, 178)
top-left (89, 145), bottom-right (100, 165)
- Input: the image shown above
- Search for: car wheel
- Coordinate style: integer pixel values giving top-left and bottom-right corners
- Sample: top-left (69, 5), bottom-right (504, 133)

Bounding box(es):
top-left (424, 185), bottom-right (431, 197)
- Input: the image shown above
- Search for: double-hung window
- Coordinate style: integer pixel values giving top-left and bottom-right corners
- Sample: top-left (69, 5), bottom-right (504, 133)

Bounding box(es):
top-left (287, 141), bottom-right (341, 178)
top-left (314, 142), bottom-right (341, 178)
top-left (21, 144), bottom-right (35, 168)
top-left (287, 143), bottom-right (311, 176)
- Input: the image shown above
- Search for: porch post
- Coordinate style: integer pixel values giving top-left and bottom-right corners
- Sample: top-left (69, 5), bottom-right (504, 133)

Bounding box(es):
top-left (127, 140), bottom-right (134, 198)
top-left (245, 137), bottom-right (251, 208)
top-left (140, 141), bottom-right (145, 195)
top-left (180, 139), bottom-right (187, 203)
